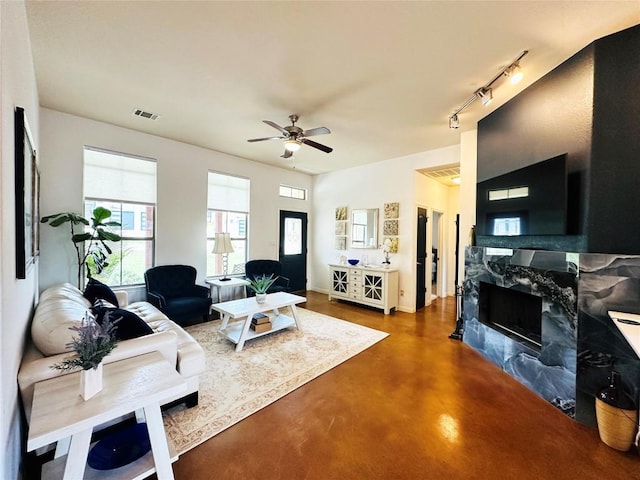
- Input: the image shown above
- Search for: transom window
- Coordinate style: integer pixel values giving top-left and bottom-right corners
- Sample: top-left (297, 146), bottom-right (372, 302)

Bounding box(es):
top-left (279, 184), bottom-right (306, 200)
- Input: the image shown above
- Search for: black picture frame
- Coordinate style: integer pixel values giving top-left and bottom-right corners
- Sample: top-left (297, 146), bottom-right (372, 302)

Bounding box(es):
top-left (15, 106), bottom-right (37, 279)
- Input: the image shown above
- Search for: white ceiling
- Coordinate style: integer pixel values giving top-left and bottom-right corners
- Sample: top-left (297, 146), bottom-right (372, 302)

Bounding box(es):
top-left (25, 1), bottom-right (640, 175)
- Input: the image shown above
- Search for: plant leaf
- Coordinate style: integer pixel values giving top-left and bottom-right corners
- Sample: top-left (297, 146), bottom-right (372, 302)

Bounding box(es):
top-left (92, 207), bottom-right (112, 224)
top-left (72, 232), bottom-right (92, 243)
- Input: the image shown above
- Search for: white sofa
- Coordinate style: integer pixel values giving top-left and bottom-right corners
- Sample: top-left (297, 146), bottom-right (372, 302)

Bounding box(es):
top-left (18, 283), bottom-right (206, 425)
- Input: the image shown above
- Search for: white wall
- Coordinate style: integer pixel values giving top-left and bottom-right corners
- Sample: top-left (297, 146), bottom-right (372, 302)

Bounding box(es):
top-left (458, 129), bottom-right (478, 282)
top-left (39, 108), bottom-right (313, 294)
top-left (1, 2), bottom-right (40, 478)
top-left (311, 144), bottom-right (460, 312)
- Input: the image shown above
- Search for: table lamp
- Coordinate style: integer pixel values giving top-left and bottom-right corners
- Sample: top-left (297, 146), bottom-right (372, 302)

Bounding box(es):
top-left (212, 233), bottom-right (234, 281)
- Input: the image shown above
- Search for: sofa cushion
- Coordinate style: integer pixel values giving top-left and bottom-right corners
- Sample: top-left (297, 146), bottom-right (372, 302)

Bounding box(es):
top-left (84, 278), bottom-right (119, 307)
top-left (32, 283), bottom-right (92, 356)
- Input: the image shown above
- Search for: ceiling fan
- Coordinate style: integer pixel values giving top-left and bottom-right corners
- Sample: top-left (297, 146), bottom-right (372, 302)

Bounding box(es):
top-left (247, 114), bottom-right (333, 158)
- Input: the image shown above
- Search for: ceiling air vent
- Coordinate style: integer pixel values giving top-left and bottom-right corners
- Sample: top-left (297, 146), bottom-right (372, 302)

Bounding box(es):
top-left (418, 164), bottom-right (461, 186)
top-left (132, 108), bottom-right (159, 121)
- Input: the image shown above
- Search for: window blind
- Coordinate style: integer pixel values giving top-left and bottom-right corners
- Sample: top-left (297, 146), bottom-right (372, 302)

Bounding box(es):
top-left (84, 147), bottom-right (156, 203)
top-left (207, 172), bottom-right (249, 211)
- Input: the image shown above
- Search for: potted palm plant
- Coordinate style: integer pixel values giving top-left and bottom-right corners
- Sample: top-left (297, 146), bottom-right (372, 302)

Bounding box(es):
top-left (248, 274), bottom-right (278, 304)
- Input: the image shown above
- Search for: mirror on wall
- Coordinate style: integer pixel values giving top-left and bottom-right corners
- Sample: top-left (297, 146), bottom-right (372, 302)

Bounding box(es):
top-left (351, 208), bottom-right (378, 249)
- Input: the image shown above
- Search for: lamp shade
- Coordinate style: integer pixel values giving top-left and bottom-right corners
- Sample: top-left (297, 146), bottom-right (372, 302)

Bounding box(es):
top-left (212, 233), bottom-right (234, 254)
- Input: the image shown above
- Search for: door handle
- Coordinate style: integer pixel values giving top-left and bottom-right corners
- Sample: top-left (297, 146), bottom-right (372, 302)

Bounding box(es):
top-left (417, 262), bottom-right (423, 266)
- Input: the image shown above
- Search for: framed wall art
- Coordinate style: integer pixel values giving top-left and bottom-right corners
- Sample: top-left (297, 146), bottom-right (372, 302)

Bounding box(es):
top-left (384, 202), bottom-right (399, 219)
top-left (15, 106), bottom-right (38, 279)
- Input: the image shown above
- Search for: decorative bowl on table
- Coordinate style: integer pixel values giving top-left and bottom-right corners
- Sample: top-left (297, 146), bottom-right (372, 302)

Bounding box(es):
top-left (347, 259), bottom-right (359, 265)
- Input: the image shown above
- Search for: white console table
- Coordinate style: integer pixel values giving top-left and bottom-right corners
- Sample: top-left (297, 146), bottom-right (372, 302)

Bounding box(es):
top-left (27, 352), bottom-right (186, 480)
top-left (328, 264), bottom-right (398, 314)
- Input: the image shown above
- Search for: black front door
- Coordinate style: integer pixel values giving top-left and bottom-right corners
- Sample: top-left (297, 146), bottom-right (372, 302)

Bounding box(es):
top-left (279, 210), bottom-right (307, 292)
top-left (416, 207), bottom-right (428, 310)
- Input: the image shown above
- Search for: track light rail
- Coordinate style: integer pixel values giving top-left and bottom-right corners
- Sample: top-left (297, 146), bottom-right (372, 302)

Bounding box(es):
top-left (448, 50), bottom-right (528, 129)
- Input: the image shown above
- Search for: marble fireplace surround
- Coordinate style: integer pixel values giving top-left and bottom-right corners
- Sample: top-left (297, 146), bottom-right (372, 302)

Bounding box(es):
top-left (464, 247), bottom-right (640, 427)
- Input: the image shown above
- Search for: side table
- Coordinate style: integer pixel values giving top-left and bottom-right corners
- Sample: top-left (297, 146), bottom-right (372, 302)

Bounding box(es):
top-left (27, 351), bottom-right (186, 480)
top-left (205, 277), bottom-right (250, 303)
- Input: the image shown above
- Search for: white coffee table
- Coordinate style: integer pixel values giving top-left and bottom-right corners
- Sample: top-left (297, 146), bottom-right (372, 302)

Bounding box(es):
top-left (211, 292), bottom-right (306, 352)
top-left (27, 351), bottom-right (186, 480)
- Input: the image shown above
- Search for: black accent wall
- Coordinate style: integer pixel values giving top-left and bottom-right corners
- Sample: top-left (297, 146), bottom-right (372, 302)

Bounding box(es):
top-left (590, 26), bottom-right (640, 254)
top-left (476, 24), bottom-right (640, 254)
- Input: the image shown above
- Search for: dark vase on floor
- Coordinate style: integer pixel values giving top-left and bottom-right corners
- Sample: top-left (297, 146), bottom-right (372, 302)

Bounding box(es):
top-left (595, 370), bottom-right (638, 451)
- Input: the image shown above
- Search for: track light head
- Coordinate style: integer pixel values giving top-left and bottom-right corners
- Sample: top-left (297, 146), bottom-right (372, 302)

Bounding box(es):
top-left (449, 114), bottom-right (460, 129)
top-left (477, 87), bottom-right (493, 106)
top-left (505, 62), bottom-right (524, 84)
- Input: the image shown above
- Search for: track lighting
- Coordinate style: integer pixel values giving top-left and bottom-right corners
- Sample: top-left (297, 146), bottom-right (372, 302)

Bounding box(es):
top-left (447, 50), bottom-right (528, 129)
top-left (284, 139), bottom-right (301, 152)
top-left (449, 114), bottom-right (459, 129)
top-left (477, 87), bottom-right (493, 106)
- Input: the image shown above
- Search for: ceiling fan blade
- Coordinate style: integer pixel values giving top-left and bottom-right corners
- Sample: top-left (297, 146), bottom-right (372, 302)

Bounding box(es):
top-left (281, 149), bottom-right (293, 159)
top-left (302, 126), bottom-right (331, 137)
top-left (301, 138), bottom-right (333, 153)
top-left (263, 120), bottom-right (288, 135)
top-left (247, 136), bottom-right (284, 143)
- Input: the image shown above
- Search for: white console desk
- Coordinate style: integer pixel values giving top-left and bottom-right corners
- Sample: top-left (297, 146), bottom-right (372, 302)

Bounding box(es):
top-left (329, 264), bottom-right (398, 314)
top-left (27, 352), bottom-right (186, 480)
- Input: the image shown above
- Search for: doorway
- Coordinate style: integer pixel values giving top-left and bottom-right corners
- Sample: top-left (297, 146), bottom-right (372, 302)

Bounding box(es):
top-left (431, 211), bottom-right (443, 300)
top-left (416, 207), bottom-right (428, 310)
top-left (279, 211), bottom-right (307, 292)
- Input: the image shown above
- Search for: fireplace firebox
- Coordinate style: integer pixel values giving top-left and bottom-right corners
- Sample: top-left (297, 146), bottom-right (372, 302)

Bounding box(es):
top-left (478, 281), bottom-right (542, 350)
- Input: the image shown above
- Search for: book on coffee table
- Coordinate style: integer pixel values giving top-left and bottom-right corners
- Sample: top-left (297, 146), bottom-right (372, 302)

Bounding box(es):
top-left (251, 321), bottom-right (272, 333)
top-left (251, 313), bottom-right (270, 325)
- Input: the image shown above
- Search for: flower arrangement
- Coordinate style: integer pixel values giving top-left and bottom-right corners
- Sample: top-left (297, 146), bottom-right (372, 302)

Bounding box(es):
top-left (51, 312), bottom-right (119, 371)
top-left (382, 238), bottom-right (392, 264)
top-left (248, 274), bottom-right (278, 295)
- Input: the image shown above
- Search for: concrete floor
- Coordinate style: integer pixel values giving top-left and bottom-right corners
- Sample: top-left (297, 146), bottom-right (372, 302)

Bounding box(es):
top-left (171, 292), bottom-right (640, 480)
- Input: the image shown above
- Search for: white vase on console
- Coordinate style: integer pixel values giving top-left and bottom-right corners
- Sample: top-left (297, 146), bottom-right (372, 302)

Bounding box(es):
top-left (80, 363), bottom-right (103, 401)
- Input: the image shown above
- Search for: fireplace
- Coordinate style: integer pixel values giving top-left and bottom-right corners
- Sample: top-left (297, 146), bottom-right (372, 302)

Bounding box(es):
top-left (478, 282), bottom-right (542, 351)
top-left (463, 247), bottom-right (578, 418)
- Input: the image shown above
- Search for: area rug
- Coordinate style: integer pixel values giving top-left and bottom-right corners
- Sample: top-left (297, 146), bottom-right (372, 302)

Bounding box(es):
top-left (162, 307), bottom-right (388, 454)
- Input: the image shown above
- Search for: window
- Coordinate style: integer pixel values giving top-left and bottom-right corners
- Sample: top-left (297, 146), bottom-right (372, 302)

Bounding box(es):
top-left (207, 172), bottom-right (249, 277)
top-left (84, 148), bottom-right (156, 287)
top-left (489, 186), bottom-right (529, 201)
top-left (492, 217), bottom-right (522, 236)
top-left (279, 184), bottom-right (306, 200)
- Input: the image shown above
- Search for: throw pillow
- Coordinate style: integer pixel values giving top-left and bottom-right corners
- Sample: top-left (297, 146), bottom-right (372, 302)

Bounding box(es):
top-left (83, 278), bottom-right (119, 307)
top-left (94, 308), bottom-right (153, 341)
top-left (92, 298), bottom-right (117, 313)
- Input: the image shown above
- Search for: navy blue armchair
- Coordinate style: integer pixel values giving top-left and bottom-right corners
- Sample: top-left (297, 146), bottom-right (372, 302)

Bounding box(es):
top-left (245, 260), bottom-right (291, 296)
top-left (144, 265), bottom-right (212, 326)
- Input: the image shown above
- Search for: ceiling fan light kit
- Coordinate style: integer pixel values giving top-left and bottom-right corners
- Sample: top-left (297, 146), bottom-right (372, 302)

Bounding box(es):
top-left (284, 139), bottom-right (301, 152)
top-left (448, 50), bottom-right (528, 129)
top-left (247, 114), bottom-right (333, 158)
